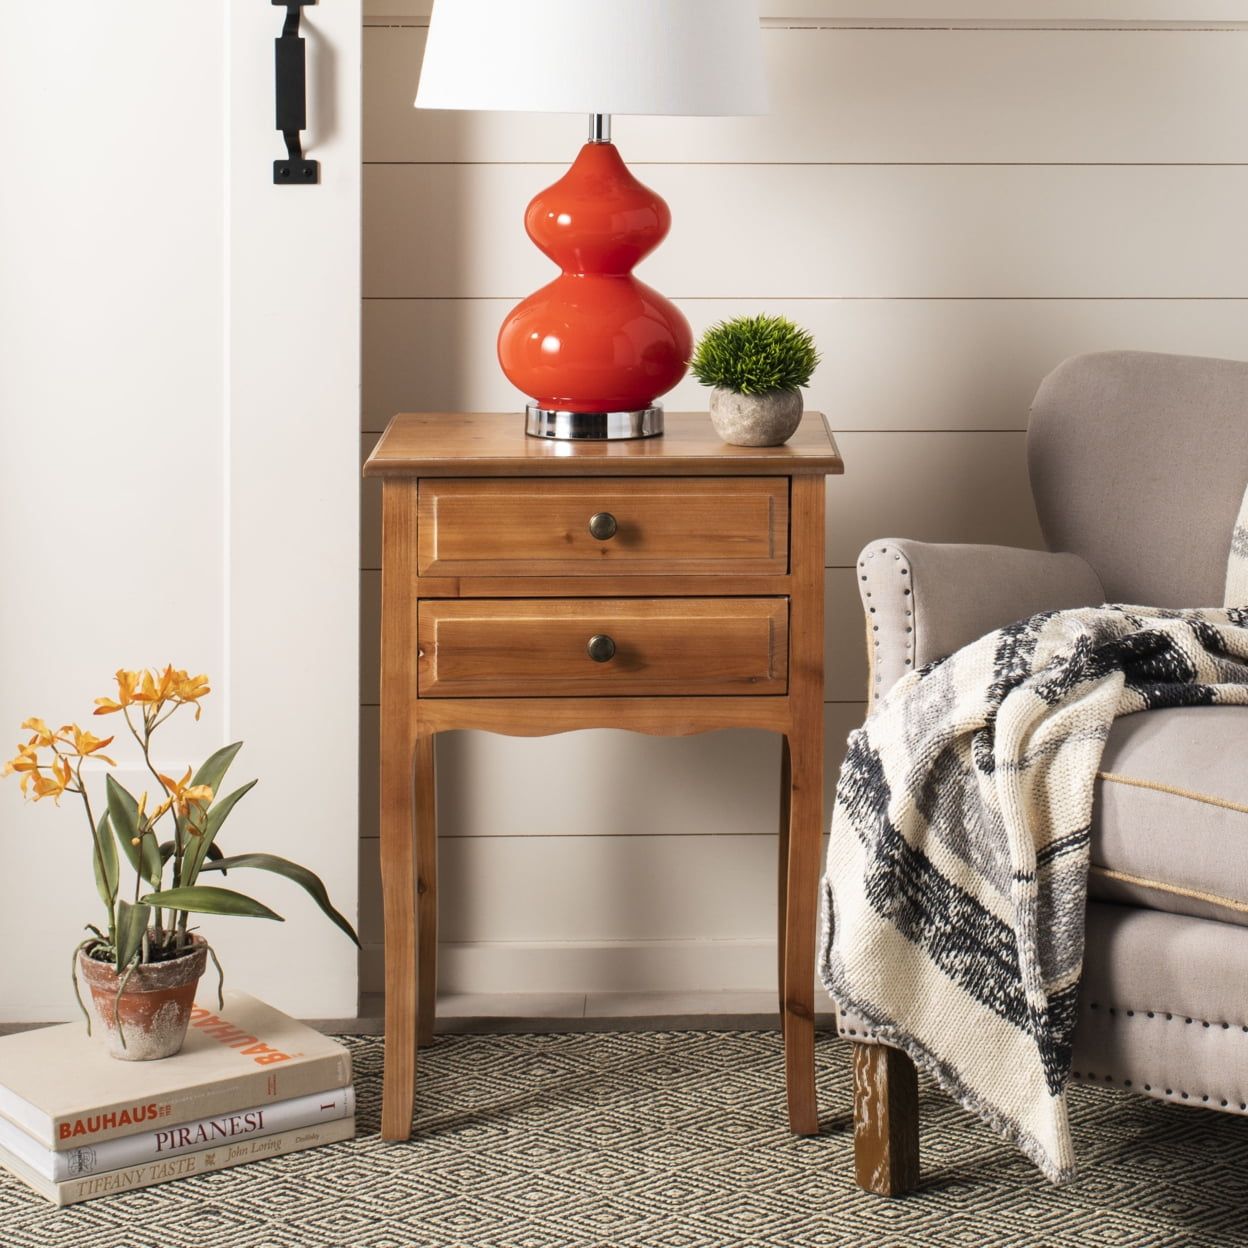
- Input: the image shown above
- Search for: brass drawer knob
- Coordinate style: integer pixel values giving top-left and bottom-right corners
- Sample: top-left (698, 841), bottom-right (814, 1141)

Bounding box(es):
top-left (586, 634), bottom-right (616, 663)
top-left (588, 512), bottom-right (618, 541)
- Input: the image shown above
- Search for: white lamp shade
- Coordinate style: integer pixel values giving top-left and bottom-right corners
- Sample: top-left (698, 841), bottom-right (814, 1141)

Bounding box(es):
top-left (415, 0), bottom-right (768, 117)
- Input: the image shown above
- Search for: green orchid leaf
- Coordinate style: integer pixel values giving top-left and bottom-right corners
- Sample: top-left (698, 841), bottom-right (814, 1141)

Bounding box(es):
top-left (142, 835), bottom-right (162, 888)
top-left (190, 742), bottom-right (243, 800)
top-left (200, 853), bottom-right (360, 947)
top-left (142, 885), bottom-right (283, 921)
top-left (92, 810), bottom-right (119, 912)
top-left (114, 899), bottom-right (151, 973)
top-left (182, 779), bottom-right (256, 886)
top-left (162, 834), bottom-right (226, 881)
top-left (106, 774), bottom-right (141, 874)
top-left (161, 836), bottom-right (225, 882)
top-left (172, 742), bottom-right (244, 848)
top-left (105, 775), bottom-right (160, 885)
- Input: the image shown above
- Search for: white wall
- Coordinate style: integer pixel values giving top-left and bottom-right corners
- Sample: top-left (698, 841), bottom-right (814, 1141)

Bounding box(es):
top-left (358, 2), bottom-right (1248, 998)
top-left (0, 2), bottom-right (361, 1022)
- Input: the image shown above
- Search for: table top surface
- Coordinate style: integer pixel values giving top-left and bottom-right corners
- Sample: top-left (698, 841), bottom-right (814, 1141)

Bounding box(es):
top-left (363, 412), bottom-right (843, 478)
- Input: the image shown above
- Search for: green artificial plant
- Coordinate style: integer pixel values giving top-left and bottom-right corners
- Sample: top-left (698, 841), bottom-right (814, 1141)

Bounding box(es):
top-left (690, 314), bottom-right (820, 396)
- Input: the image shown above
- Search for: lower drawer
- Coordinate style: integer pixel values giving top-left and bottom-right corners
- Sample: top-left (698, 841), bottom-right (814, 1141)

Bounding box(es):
top-left (417, 599), bottom-right (789, 698)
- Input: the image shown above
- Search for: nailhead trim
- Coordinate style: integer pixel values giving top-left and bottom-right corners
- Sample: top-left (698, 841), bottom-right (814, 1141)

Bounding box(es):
top-left (841, 1027), bottom-right (879, 1041)
top-left (1074, 1002), bottom-right (1248, 1109)
top-left (859, 544), bottom-right (915, 680)
top-left (868, 1039), bottom-right (1248, 1110)
top-left (1070, 1072), bottom-right (1246, 1108)
top-left (1086, 1002), bottom-right (1248, 1031)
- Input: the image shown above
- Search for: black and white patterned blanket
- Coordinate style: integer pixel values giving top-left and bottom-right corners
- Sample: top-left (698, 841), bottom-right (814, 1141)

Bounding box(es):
top-left (819, 601), bottom-right (1248, 1182)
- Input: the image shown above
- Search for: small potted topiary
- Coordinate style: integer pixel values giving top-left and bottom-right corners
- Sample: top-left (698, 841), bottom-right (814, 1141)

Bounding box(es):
top-left (690, 314), bottom-right (820, 446)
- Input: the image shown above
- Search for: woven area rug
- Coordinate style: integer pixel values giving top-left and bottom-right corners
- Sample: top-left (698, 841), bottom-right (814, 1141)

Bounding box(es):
top-left (2, 1030), bottom-right (1245, 1247)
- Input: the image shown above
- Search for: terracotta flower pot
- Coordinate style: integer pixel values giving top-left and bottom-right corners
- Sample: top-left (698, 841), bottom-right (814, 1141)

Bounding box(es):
top-left (78, 935), bottom-right (208, 1061)
top-left (709, 387), bottom-right (804, 447)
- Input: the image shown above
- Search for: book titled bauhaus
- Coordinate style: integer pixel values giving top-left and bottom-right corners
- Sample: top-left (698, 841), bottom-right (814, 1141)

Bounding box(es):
top-left (0, 991), bottom-right (350, 1151)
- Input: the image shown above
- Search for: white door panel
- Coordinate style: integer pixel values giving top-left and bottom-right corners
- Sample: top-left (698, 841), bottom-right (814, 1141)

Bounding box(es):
top-left (0, 2), bottom-right (361, 1021)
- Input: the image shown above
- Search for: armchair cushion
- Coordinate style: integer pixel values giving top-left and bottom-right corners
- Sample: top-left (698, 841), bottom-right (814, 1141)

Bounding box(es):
top-left (1090, 706), bottom-right (1248, 927)
top-left (858, 540), bottom-right (1106, 700)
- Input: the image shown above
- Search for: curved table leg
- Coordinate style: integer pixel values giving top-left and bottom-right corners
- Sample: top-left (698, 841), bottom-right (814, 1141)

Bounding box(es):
top-left (416, 735), bottom-right (437, 1048)
top-left (783, 472), bottom-right (826, 1137)
top-left (380, 479), bottom-right (420, 1141)
top-left (777, 736), bottom-right (791, 1035)
top-left (783, 727), bottom-right (822, 1136)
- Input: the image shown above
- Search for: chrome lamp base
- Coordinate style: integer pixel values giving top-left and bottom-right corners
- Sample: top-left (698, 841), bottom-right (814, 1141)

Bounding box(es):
top-left (524, 405), bottom-right (664, 441)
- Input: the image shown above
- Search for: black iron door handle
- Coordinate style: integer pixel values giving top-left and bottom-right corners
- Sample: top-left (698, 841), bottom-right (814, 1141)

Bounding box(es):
top-left (274, 1), bottom-right (319, 184)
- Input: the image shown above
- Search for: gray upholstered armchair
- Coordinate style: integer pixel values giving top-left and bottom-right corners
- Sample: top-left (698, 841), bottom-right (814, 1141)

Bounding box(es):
top-left (846, 350), bottom-right (1248, 1194)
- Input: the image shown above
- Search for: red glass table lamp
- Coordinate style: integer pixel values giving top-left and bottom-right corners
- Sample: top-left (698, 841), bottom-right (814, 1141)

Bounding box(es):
top-left (415, 0), bottom-right (767, 440)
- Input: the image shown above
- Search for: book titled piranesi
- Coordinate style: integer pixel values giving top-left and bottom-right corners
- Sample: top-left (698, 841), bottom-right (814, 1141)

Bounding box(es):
top-left (0, 1118), bottom-right (357, 1207)
top-left (0, 1085), bottom-right (355, 1181)
top-left (0, 991), bottom-right (350, 1151)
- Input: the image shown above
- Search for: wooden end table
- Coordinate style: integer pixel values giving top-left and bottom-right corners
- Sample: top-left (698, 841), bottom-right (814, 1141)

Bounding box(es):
top-left (363, 412), bottom-right (843, 1141)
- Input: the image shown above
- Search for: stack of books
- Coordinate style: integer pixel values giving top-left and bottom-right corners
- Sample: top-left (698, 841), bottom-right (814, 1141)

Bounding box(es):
top-left (0, 990), bottom-right (354, 1206)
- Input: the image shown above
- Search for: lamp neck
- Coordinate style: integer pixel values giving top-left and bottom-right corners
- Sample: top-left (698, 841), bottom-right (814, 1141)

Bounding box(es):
top-left (588, 113), bottom-right (612, 144)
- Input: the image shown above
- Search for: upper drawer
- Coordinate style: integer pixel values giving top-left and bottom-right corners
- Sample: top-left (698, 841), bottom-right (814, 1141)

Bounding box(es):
top-left (417, 478), bottom-right (789, 577)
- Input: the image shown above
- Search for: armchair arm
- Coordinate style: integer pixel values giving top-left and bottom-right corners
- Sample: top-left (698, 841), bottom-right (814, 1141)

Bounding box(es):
top-left (859, 540), bottom-right (1105, 702)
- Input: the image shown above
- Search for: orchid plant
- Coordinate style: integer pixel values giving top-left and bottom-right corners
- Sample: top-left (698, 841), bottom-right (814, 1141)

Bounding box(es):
top-left (4, 666), bottom-right (358, 1026)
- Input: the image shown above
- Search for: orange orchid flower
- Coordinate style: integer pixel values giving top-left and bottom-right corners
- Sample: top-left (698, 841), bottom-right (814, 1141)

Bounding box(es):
top-left (156, 766), bottom-right (214, 820)
top-left (62, 725), bottom-right (116, 765)
top-left (93, 669), bottom-right (142, 716)
top-left (172, 671), bottom-right (211, 719)
top-left (3, 742), bottom-right (41, 795)
top-left (96, 666), bottom-right (211, 720)
top-left (20, 717), bottom-right (58, 748)
top-left (133, 666), bottom-right (176, 707)
top-left (29, 755), bottom-right (73, 803)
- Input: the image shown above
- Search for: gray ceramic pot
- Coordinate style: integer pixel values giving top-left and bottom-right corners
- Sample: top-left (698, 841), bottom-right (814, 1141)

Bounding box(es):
top-left (708, 388), bottom-right (804, 447)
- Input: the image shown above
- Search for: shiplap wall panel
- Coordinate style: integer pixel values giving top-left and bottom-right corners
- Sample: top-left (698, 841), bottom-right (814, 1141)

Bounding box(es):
top-left (356, 703), bottom-right (864, 991)
top-left (361, 432), bottom-right (382, 568)
top-left (827, 569), bottom-right (868, 701)
top-left (362, 297), bottom-right (1248, 436)
top-left (430, 731), bottom-right (783, 842)
top-left (365, 834), bottom-right (782, 945)
top-left (827, 432), bottom-right (1040, 562)
top-left (360, 706), bottom-right (380, 845)
top-left (361, 570), bottom-right (380, 704)
top-left (360, 13), bottom-right (1248, 999)
top-left (356, 704), bottom-right (864, 836)
top-left (362, 2), bottom-right (1248, 27)
top-left (366, 27), bottom-right (1248, 165)
top-left (365, 163), bottom-right (1248, 299)
top-left (359, 939), bottom-right (782, 997)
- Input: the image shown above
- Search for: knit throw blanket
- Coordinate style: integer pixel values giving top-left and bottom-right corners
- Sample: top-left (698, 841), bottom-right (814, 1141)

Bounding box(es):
top-left (821, 507), bottom-right (1248, 1182)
